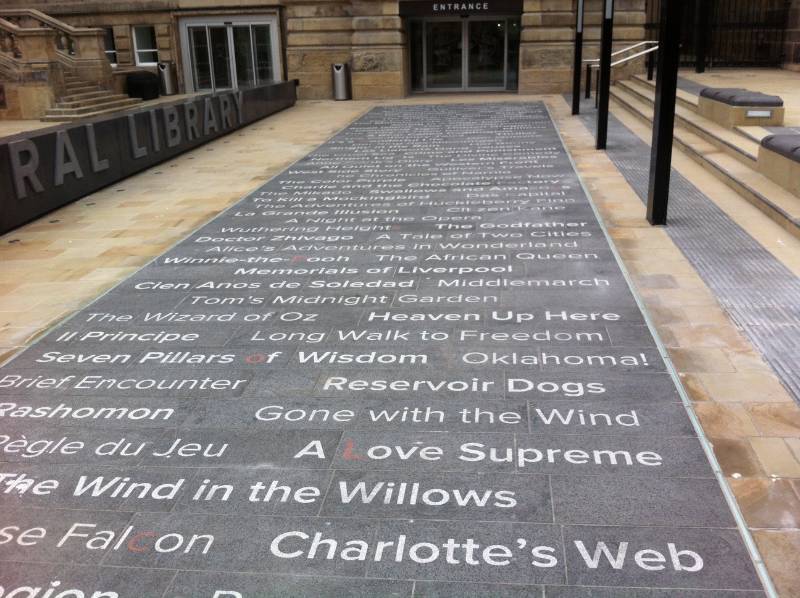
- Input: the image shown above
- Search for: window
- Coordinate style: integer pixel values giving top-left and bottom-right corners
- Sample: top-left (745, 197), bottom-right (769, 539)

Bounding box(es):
top-left (103, 28), bottom-right (118, 65)
top-left (133, 25), bottom-right (158, 65)
top-left (180, 16), bottom-right (281, 93)
top-left (252, 25), bottom-right (274, 84)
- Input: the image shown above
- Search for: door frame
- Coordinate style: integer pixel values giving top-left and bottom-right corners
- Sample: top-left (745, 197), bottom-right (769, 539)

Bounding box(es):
top-left (179, 14), bottom-right (283, 94)
top-left (411, 15), bottom-right (514, 93)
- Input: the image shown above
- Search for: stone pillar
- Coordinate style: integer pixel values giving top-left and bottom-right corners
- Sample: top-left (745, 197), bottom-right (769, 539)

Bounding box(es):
top-left (285, 0), bottom-right (354, 99)
top-left (71, 28), bottom-right (113, 87)
top-left (350, 0), bottom-right (406, 99)
top-left (786, 0), bottom-right (800, 70)
top-left (519, 0), bottom-right (645, 94)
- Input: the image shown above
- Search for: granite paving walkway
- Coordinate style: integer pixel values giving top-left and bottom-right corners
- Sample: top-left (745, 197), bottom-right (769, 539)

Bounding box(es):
top-left (0, 103), bottom-right (768, 596)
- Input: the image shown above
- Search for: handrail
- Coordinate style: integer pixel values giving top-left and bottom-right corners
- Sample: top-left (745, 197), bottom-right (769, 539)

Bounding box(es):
top-left (582, 40), bottom-right (657, 63)
top-left (589, 45), bottom-right (660, 69)
top-left (0, 8), bottom-right (102, 36)
top-left (0, 9), bottom-right (107, 62)
top-left (583, 42), bottom-right (659, 105)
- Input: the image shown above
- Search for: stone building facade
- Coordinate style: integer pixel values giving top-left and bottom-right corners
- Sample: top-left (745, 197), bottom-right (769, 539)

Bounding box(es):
top-left (1, 0), bottom-right (648, 104)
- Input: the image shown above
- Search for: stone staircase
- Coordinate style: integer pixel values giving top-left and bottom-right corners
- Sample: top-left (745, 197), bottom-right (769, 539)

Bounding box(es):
top-left (41, 73), bottom-right (142, 122)
top-left (609, 74), bottom-right (800, 237)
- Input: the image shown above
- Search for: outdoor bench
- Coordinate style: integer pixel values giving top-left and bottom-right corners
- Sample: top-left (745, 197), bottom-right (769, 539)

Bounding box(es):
top-left (698, 87), bottom-right (785, 127)
top-left (758, 134), bottom-right (800, 196)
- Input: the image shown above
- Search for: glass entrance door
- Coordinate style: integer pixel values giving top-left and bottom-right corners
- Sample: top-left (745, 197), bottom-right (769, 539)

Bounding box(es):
top-left (468, 19), bottom-right (506, 88)
top-left (425, 21), bottom-right (463, 89)
top-left (208, 26), bottom-right (232, 89)
top-left (409, 17), bottom-right (520, 92)
top-left (181, 16), bottom-right (281, 93)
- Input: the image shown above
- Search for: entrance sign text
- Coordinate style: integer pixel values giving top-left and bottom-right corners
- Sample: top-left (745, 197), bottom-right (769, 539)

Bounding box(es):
top-left (400, 0), bottom-right (522, 16)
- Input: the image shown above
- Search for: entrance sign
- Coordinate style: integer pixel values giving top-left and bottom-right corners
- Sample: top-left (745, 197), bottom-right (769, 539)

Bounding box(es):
top-left (399, 0), bottom-right (522, 16)
top-left (0, 81), bottom-right (297, 234)
top-left (0, 103), bottom-right (765, 595)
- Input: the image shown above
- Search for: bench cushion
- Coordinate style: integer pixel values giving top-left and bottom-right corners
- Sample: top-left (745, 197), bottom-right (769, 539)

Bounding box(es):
top-left (700, 87), bottom-right (784, 107)
top-left (761, 134), bottom-right (800, 162)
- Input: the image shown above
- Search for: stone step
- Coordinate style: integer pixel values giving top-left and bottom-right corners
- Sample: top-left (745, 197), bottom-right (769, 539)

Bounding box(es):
top-left (612, 80), bottom-right (760, 166)
top-left (55, 93), bottom-right (130, 109)
top-left (44, 97), bottom-right (142, 118)
top-left (609, 85), bottom-right (800, 238)
top-left (622, 77), bottom-right (699, 112)
top-left (631, 74), bottom-right (700, 110)
top-left (41, 99), bottom-right (144, 122)
top-left (59, 89), bottom-right (115, 103)
top-left (64, 84), bottom-right (102, 94)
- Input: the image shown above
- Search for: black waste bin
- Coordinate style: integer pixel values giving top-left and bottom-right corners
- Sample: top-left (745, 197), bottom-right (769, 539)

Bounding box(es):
top-left (127, 71), bottom-right (160, 100)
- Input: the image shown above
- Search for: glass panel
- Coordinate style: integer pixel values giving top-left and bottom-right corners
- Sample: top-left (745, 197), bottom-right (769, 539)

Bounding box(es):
top-left (134, 26), bottom-right (158, 64)
top-left (103, 28), bottom-right (117, 64)
top-left (189, 26), bottom-right (212, 90)
top-left (409, 20), bottom-right (423, 91)
top-left (209, 26), bottom-right (232, 88)
top-left (468, 19), bottom-right (505, 88)
top-left (506, 18), bottom-right (520, 90)
top-left (233, 25), bottom-right (255, 87)
top-left (425, 21), bottom-right (462, 89)
top-left (138, 50), bottom-right (159, 64)
top-left (252, 25), bottom-right (274, 83)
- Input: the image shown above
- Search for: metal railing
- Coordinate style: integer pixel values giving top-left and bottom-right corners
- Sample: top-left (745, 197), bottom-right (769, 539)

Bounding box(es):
top-left (0, 9), bottom-right (110, 94)
top-left (646, 0), bottom-right (791, 69)
top-left (584, 41), bottom-right (659, 105)
top-left (583, 40), bottom-right (658, 63)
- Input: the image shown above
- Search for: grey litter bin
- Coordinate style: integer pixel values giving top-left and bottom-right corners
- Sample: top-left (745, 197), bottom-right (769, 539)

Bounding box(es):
top-left (332, 63), bottom-right (351, 101)
top-left (158, 62), bottom-right (178, 96)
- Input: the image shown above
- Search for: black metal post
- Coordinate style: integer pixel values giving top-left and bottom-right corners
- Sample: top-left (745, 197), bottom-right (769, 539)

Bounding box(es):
top-left (595, 0), bottom-right (614, 149)
top-left (646, 0), bottom-right (683, 225)
top-left (694, 0), bottom-right (710, 73)
top-left (647, 46), bottom-right (655, 80)
top-left (571, 0), bottom-right (585, 115)
top-left (585, 63), bottom-right (591, 99)
top-left (595, 69), bottom-right (599, 108)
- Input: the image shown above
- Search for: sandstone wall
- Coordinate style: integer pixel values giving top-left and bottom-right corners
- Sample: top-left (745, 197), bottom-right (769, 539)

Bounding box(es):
top-left (2, 0), bottom-right (648, 99)
top-left (519, 0), bottom-right (645, 93)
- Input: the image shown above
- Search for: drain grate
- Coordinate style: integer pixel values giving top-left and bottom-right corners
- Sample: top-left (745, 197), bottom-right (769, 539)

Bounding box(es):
top-left (575, 99), bottom-right (800, 404)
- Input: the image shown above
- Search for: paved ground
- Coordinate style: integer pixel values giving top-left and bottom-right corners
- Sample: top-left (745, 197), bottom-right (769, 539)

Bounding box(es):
top-left (561, 96), bottom-right (800, 598)
top-left (0, 100), bottom-right (768, 596)
top-left (2, 90), bottom-right (800, 595)
top-left (577, 97), bottom-right (800, 406)
top-left (0, 99), bottom-right (369, 365)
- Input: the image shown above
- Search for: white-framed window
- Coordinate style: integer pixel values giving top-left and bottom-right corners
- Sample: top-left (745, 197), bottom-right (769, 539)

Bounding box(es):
top-left (132, 25), bottom-right (158, 66)
top-left (178, 15), bottom-right (282, 93)
top-left (103, 27), bottom-right (118, 66)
